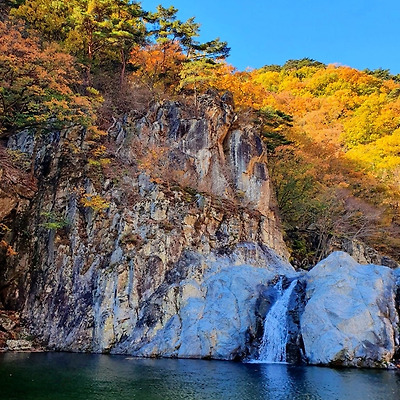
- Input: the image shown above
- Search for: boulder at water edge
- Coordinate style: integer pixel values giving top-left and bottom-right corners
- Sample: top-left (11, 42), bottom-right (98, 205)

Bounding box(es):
top-left (301, 252), bottom-right (399, 367)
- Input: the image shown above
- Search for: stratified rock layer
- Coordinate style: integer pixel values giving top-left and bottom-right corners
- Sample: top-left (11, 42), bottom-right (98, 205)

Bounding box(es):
top-left (1, 93), bottom-right (290, 358)
top-left (301, 252), bottom-right (399, 367)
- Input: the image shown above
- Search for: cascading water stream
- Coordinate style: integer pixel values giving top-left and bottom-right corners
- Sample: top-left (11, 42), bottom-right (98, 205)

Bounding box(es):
top-left (256, 278), bottom-right (298, 363)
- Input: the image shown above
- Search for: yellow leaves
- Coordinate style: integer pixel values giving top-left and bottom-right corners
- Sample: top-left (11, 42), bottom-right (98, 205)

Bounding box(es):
top-left (253, 70), bottom-right (280, 92)
top-left (91, 145), bottom-right (107, 157)
top-left (80, 194), bottom-right (110, 212)
top-left (346, 128), bottom-right (400, 176)
top-left (87, 126), bottom-right (107, 140)
top-left (87, 141), bottom-right (110, 178)
top-left (247, 61), bottom-right (400, 194)
top-left (68, 143), bottom-right (81, 154)
top-left (99, 158), bottom-right (111, 166)
top-left (342, 93), bottom-right (400, 147)
top-left (88, 157), bottom-right (110, 167)
top-left (278, 74), bottom-right (304, 94)
top-left (0, 223), bottom-right (10, 233)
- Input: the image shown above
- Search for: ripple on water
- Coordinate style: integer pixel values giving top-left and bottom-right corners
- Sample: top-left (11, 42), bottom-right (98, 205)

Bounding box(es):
top-left (0, 353), bottom-right (399, 400)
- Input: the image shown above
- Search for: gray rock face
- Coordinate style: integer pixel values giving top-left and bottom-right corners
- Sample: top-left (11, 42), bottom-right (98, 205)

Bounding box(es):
top-left (1, 93), bottom-right (290, 357)
top-left (2, 92), bottom-right (399, 368)
top-left (327, 237), bottom-right (399, 269)
top-left (24, 240), bottom-right (294, 358)
top-left (113, 94), bottom-right (283, 235)
top-left (301, 252), bottom-right (399, 367)
top-left (111, 243), bottom-right (296, 359)
top-left (6, 339), bottom-right (32, 351)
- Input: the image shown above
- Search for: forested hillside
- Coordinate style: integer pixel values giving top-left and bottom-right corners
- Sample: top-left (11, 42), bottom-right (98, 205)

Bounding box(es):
top-left (1, 0), bottom-right (399, 266)
top-left (219, 61), bottom-right (400, 265)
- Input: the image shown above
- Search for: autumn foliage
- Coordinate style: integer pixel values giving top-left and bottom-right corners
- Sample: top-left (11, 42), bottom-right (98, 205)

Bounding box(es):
top-left (1, 1), bottom-right (399, 264)
top-left (130, 41), bottom-right (186, 94)
top-left (0, 21), bottom-right (96, 138)
top-left (233, 61), bottom-right (400, 263)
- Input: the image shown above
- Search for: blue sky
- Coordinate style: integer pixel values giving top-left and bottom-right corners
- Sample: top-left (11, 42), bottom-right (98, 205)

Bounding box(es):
top-left (141, 0), bottom-right (400, 74)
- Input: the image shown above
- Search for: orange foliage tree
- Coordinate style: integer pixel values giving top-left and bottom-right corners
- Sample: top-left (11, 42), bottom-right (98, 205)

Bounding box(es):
top-left (130, 41), bottom-right (186, 95)
top-left (0, 21), bottom-right (97, 139)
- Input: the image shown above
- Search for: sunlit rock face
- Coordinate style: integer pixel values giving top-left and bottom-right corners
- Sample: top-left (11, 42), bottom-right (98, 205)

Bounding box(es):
top-left (114, 93), bottom-right (281, 241)
top-left (301, 252), bottom-right (399, 368)
top-left (0, 92), bottom-right (289, 357)
top-left (109, 243), bottom-right (296, 359)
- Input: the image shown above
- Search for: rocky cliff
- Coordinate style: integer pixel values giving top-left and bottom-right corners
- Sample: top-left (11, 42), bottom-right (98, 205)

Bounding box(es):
top-left (0, 93), bottom-right (399, 368)
top-left (0, 92), bottom-right (290, 357)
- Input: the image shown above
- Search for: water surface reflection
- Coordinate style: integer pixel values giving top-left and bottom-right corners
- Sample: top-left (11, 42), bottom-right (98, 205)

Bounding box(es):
top-left (0, 353), bottom-right (399, 399)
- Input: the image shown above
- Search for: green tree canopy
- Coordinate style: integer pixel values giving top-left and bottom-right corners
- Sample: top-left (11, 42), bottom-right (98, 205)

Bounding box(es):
top-left (146, 5), bottom-right (230, 61)
top-left (11, 0), bottom-right (147, 83)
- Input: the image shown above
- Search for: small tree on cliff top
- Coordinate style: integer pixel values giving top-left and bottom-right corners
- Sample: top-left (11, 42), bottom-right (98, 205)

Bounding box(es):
top-left (130, 5), bottom-right (230, 96)
top-left (146, 5), bottom-right (229, 60)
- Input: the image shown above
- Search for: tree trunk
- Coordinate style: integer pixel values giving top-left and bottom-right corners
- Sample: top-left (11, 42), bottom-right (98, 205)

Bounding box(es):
top-left (120, 49), bottom-right (126, 87)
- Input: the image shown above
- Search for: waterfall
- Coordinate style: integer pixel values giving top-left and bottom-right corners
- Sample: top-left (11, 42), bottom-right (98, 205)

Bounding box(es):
top-left (257, 278), bottom-right (298, 363)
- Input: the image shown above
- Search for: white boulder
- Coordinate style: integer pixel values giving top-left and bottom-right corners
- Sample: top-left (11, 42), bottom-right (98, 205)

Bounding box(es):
top-left (301, 252), bottom-right (399, 367)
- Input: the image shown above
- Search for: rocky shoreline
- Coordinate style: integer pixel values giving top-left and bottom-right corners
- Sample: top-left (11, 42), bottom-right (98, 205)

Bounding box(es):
top-left (1, 251), bottom-right (399, 370)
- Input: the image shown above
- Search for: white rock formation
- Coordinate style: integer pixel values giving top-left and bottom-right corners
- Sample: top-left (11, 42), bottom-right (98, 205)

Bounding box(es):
top-left (111, 243), bottom-right (297, 359)
top-left (301, 252), bottom-right (399, 367)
